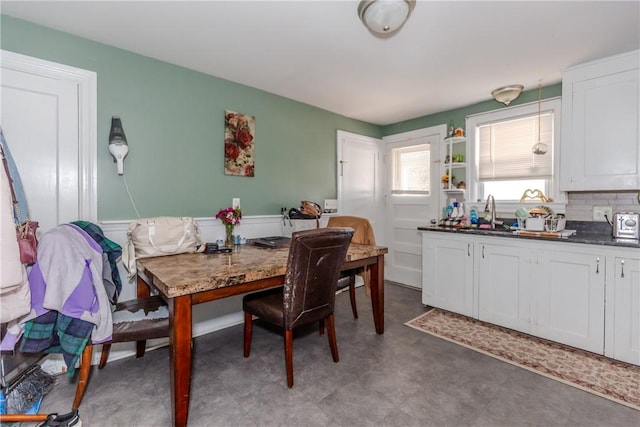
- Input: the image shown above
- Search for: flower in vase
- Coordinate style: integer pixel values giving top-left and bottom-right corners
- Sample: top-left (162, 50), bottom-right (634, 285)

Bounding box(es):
top-left (216, 206), bottom-right (242, 226)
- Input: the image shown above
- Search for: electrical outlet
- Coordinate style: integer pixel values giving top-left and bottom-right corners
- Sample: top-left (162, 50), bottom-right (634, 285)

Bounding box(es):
top-left (593, 206), bottom-right (612, 222)
top-left (232, 198), bottom-right (240, 209)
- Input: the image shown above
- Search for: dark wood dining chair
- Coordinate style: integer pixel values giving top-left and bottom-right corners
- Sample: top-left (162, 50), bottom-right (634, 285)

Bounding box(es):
top-left (243, 227), bottom-right (354, 388)
top-left (72, 294), bottom-right (169, 408)
top-left (0, 295), bottom-right (169, 424)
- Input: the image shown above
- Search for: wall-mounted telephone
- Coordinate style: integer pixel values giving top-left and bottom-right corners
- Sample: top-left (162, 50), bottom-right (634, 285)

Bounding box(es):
top-left (108, 116), bottom-right (129, 175)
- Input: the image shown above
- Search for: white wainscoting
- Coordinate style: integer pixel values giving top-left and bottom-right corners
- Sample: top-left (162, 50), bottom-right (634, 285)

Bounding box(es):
top-left (97, 215), bottom-right (293, 365)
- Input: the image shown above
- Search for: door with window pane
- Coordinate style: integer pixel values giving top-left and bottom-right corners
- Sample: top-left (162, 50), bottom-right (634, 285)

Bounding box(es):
top-left (384, 125), bottom-right (445, 288)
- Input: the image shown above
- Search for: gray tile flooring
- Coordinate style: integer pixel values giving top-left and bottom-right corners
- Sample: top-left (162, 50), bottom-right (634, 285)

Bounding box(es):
top-left (39, 283), bottom-right (638, 426)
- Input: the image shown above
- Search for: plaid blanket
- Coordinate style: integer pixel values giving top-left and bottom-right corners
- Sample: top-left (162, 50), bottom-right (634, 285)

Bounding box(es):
top-left (72, 221), bottom-right (123, 303)
top-left (19, 311), bottom-right (93, 376)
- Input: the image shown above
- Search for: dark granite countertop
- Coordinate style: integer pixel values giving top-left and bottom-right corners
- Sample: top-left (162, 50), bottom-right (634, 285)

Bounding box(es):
top-left (418, 220), bottom-right (640, 249)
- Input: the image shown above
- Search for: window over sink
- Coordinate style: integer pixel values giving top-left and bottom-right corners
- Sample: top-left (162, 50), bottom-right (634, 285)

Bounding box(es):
top-left (466, 98), bottom-right (566, 211)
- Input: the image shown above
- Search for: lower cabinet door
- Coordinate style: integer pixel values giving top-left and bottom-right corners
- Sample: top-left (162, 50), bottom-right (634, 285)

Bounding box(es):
top-left (421, 234), bottom-right (474, 317)
top-left (610, 256), bottom-right (640, 365)
top-left (477, 241), bottom-right (531, 333)
top-left (533, 248), bottom-right (605, 354)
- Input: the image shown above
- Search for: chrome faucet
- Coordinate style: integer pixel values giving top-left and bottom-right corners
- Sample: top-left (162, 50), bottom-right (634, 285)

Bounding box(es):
top-left (484, 194), bottom-right (496, 228)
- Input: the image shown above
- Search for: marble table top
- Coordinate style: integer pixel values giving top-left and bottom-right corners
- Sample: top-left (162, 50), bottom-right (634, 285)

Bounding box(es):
top-left (138, 243), bottom-right (388, 298)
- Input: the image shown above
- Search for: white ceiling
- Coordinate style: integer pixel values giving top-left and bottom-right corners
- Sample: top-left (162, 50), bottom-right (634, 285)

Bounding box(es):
top-left (2, 1), bottom-right (639, 125)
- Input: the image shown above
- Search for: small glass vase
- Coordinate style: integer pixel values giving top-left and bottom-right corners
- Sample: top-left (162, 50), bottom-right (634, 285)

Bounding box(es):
top-left (224, 223), bottom-right (234, 247)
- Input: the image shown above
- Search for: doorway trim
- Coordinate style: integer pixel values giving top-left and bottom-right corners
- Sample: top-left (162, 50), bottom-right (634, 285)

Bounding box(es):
top-left (1, 49), bottom-right (98, 221)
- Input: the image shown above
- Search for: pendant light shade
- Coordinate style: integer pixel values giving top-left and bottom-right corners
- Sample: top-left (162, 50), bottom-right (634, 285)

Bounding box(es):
top-left (491, 84), bottom-right (524, 105)
top-left (358, 0), bottom-right (416, 36)
top-left (532, 81), bottom-right (548, 155)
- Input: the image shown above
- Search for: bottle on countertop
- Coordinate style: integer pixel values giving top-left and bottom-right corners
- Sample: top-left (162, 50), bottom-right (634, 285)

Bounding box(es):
top-left (451, 202), bottom-right (459, 218)
top-left (470, 206), bottom-right (478, 225)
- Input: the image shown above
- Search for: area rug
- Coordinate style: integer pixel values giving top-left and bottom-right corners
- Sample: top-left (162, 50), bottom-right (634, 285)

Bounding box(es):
top-left (405, 308), bottom-right (640, 410)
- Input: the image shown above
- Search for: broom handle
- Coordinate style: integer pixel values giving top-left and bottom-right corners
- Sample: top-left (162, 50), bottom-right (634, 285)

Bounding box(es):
top-left (0, 413), bottom-right (49, 422)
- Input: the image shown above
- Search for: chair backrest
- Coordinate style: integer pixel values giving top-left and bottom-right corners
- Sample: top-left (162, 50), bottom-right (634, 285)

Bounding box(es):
top-left (283, 227), bottom-right (354, 329)
top-left (326, 216), bottom-right (376, 245)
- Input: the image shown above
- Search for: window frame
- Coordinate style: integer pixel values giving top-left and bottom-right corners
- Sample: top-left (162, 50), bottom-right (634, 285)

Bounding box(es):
top-left (390, 142), bottom-right (431, 195)
top-left (466, 97), bottom-right (567, 213)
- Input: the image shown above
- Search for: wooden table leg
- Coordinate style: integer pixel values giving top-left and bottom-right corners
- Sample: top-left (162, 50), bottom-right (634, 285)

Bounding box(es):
top-left (135, 275), bottom-right (152, 357)
top-left (370, 254), bottom-right (385, 334)
top-left (169, 295), bottom-right (192, 427)
top-left (136, 275), bottom-right (151, 298)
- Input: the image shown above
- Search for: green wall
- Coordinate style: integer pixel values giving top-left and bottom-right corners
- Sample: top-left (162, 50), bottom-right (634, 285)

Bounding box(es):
top-left (382, 84), bottom-right (562, 136)
top-left (0, 15), bottom-right (381, 220)
top-left (1, 15), bottom-right (562, 221)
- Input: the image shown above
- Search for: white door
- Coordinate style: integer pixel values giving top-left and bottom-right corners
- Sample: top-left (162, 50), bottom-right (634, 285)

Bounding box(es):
top-left (383, 125), bottom-right (445, 288)
top-left (0, 50), bottom-right (97, 233)
top-left (337, 130), bottom-right (384, 243)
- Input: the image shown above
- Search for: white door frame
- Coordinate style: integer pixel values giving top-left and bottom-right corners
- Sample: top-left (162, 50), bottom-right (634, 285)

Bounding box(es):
top-left (0, 49), bottom-right (98, 222)
top-left (383, 124), bottom-right (446, 288)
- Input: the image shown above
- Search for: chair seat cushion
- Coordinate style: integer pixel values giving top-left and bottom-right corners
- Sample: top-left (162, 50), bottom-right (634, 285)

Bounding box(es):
top-left (111, 317), bottom-right (169, 343)
top-left (243, 287), bottom-right (284, 327)
top-left (110, 295), bottom-right (169, 343)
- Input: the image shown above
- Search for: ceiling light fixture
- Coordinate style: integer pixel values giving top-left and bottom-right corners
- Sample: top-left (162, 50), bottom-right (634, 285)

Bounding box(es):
top-left (491, 84), bottom-right (524, 106)
top-left (358, 0), bottom-right (416, 36)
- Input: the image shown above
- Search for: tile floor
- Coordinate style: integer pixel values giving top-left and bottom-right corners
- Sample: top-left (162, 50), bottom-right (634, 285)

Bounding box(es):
top-left (39, 283), bottom-right (639, 426)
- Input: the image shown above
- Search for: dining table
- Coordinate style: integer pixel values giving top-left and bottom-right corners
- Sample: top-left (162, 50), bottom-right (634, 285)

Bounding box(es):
top-left (135, 242), bottom-right (388, 427)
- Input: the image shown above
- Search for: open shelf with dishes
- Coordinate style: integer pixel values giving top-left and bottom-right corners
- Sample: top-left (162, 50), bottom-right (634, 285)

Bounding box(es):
top-left (442, 136), bottom-right (467, 197)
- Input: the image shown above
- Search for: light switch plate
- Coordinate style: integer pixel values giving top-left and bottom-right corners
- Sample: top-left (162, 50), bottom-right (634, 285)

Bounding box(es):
top-left (232, 198), bottom-right (241, 209)
top-left (324, 199), bottom-right (337, 212)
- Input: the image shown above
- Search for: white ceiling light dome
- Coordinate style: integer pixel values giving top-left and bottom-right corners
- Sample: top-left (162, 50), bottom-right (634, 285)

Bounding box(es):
top-left (491, 85), bottom-right (524, 106)
top-left (358, 0), bottom-right (416, 36)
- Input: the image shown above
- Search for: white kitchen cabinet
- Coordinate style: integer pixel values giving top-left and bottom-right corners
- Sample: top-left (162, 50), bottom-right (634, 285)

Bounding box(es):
top-left (421, 232), bottom-right (474, 317)
top-left (421, 231), bottom-right (618, 360)
top-left (477, 240), bottom-right (531, 333)
top-left (560, 50), bottom-right (640, 191)
top-left (533, 246), bottom-right (605, 354)
top-left (606, 251), bottom-right (640, 365)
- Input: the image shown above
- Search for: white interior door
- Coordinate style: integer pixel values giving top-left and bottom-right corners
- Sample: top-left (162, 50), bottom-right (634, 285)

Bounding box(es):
top-left (337, 130), bottom-right (385, 244)
top-left (0, 50), bottom-right (97, 234)
top-left (383, 125), bottom-right (445, 288)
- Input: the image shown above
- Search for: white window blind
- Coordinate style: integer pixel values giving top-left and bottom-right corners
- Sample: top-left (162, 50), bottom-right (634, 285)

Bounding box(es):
top-left (478, 112), bottom-right (553, 181)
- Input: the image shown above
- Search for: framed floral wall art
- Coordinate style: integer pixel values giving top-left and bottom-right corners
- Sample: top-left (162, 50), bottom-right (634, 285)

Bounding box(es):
top-left (224, 109), bottom-right (255, 177)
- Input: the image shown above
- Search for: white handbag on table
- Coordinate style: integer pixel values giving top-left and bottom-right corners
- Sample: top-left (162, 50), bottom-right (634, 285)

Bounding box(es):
top-left (123, 216), bottom-right (205, 279)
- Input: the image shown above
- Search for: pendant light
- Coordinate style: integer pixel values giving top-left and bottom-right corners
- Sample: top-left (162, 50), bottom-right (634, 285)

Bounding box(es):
top-left (532, 81), bottom-right (548, 155)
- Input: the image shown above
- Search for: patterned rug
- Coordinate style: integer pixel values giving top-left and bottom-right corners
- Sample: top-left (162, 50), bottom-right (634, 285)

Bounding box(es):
top-left (405, 308), bottom-right (640, 410)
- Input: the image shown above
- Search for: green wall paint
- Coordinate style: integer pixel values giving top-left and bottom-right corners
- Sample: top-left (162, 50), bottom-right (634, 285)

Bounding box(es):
top-left (1, 15), bottom-right (563, 221)
top-left (1, 16), bottom-right (380, 220)
top-left (382, 84), bottom-right (562, 136)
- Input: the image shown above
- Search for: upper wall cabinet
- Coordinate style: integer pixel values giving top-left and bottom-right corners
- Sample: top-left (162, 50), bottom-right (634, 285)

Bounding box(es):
top-left (560, 50), bottom-right (640, 191)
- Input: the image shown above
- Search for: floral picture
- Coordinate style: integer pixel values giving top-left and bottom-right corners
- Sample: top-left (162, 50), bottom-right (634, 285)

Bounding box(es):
top-left (224, 109), bottom-right (255, 177)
